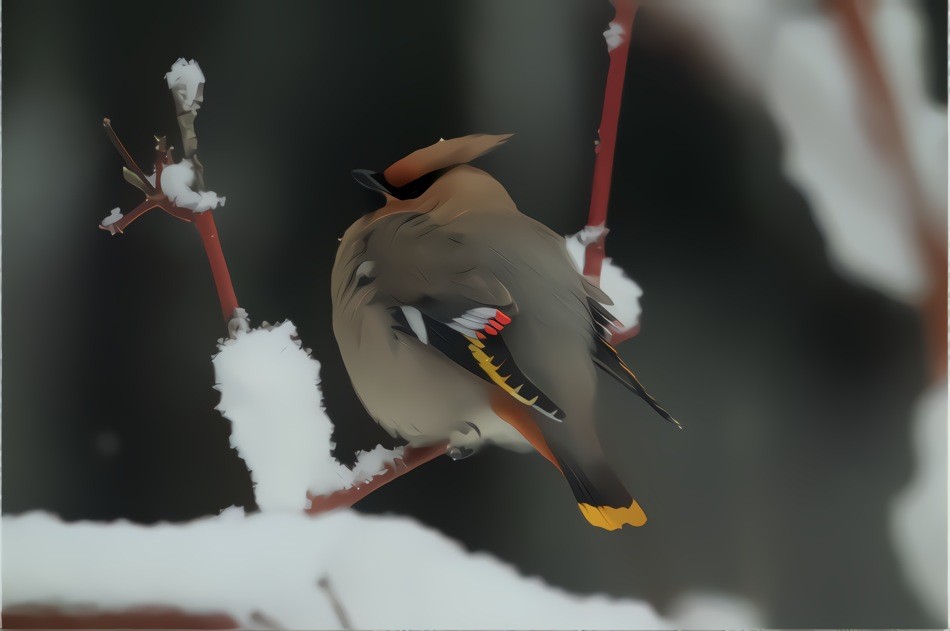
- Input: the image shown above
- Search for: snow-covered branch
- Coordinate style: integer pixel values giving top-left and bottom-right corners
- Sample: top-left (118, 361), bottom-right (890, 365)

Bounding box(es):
top-left (212, 320), bottom-right (414, 512)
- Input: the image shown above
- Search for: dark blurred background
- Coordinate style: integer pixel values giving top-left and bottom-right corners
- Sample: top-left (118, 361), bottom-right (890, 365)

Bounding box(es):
top-left (3, 0), bottom-right (946, 627)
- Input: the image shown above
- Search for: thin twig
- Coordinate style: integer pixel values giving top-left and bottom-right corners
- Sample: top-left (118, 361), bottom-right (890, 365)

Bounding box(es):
top-left (103, 118), bottom-right (157, 195)
top-left (249, 610), bottom-right (285, 629)
top-left (317, 576), bottom-right (353, 631)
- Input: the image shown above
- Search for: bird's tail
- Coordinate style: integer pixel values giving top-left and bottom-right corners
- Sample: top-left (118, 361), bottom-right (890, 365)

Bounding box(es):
top-left (490, 394), bottom-right (646, 531)
top-left (556, 452), bottom-right (647, 531)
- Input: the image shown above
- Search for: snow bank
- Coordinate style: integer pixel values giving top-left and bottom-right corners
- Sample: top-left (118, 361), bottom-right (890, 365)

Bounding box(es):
top-left (565, 226), bottom-right (643, 332)
top-left (212, 320), bottom-right (403, 511)
top-left (3, 510), bottom-right (763, 629)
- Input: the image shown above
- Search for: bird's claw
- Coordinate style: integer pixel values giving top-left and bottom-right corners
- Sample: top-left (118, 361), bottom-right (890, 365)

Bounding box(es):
top-left (447, 446), bottom-right (475, 461)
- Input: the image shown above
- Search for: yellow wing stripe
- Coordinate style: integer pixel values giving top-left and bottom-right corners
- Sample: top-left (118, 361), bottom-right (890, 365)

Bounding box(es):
top-left (466, 339), bottom-right (539, 406)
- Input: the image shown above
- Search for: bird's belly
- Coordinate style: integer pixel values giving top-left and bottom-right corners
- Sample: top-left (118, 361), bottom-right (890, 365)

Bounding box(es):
top-left (338, 322), bottom-right (529, 452)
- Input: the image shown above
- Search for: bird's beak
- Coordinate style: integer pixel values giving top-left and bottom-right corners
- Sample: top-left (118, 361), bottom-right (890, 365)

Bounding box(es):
top-left (351, 169), bottom-right (392, 196)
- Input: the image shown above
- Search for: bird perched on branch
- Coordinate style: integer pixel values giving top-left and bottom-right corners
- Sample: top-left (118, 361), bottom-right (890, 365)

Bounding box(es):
top-left (332, 134), bottom-right (679, 531)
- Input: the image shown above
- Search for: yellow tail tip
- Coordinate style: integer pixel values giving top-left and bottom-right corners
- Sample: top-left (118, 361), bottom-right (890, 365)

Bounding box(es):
top-left (578, 500), bottom-right (647, 531)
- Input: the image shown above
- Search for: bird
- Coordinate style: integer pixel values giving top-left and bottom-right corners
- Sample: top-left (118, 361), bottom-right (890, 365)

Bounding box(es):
top-left (331, 134), bottom-right (679, 531)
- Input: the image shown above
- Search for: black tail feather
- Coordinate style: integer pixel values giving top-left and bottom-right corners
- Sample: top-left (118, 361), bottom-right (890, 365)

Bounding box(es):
top-left (592, 337), bottom-right (682, 429)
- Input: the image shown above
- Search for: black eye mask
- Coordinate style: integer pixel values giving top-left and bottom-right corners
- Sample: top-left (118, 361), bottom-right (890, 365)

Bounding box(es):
top-left (351, 168), bottom-right (448, 201)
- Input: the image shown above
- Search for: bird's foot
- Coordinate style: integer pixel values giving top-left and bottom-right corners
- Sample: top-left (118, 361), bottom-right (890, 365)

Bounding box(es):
top-left (447, 446), bottom-right (475, 461)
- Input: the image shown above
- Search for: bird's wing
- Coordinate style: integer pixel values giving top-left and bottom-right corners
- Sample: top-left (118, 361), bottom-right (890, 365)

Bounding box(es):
top-left (378, 208), bottom-right (676, 428)
top-left (375, 220), bottom-right (559, 420)
top-left (389, 294), bottom-right (566, 422)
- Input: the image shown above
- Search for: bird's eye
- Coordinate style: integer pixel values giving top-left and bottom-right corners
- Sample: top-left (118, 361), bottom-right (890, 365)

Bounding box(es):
top-left (355, 260), bottom-right (376, 288)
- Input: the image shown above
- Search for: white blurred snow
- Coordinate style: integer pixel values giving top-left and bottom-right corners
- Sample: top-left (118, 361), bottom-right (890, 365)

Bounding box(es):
top-left (661, 0), bottom-right (946, 305)
top-left (160, 159), bottom-right (226, 212)
top-left (651, 2), bottom-right (948, 622)
top-left (890, 382), bottom-right (948, 621)
top-left (565, 227), bottom-right (643, 331)
top-left (767, 3), bottom-right (943, 303)
top-left (212, 320), bottom-right (403, 511)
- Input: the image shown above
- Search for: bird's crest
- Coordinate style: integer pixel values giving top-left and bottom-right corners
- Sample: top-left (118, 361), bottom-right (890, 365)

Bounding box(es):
top-left (352, 133), bottom-right (512, 200)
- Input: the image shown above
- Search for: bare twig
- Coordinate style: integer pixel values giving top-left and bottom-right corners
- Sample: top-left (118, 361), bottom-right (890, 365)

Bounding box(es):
top-left (249, 610), bottom-right (285, 629)
top-left (317, 576), bottom-right (353, 630)
top-left (103, 118), bottom-right (157, 195)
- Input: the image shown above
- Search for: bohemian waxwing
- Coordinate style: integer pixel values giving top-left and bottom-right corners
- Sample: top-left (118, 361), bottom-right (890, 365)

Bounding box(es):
top-left (332, 134), bottom-right (679, 531)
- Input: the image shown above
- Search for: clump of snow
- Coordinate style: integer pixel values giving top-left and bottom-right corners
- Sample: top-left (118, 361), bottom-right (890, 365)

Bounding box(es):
top-left (212, 320), bottom-right (405, 511)
top-left (100, 207), bottom-right (123, 226)
top-left (160, 159), bottom-right (226, 212)
top-left (889, 382), bottom-right (948, 621)
top-left (345, 443), bottom-right (405, 486)
top-left (603, 21), bottom-right (625, 52)
top-left (565, 227), bottom-right (643, 331)
top-left (213, 321), bottom-right (331, 512)
top-left (2, 510), bottom-right (763, 629)
top-left (165, 58), bottom-right (205, 112)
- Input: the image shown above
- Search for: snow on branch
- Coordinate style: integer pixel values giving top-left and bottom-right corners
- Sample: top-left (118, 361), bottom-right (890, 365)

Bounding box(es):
top-left (160, 158), bottom-right (226, 212)
top-left (165, 58), bottom-right (205, 113)
top-left (567, 227), bottom-right (643, 340)
top-left (212, 320), bottom-right (405, 512)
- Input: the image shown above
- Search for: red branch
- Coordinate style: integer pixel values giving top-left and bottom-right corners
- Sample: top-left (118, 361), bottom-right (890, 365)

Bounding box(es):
top-left (583, 0), bottom-right (639, 281)
top-left (193, 211), bottom-right (240, 321)
top-left (830, 0), bottom-right (948, 380)
top-left (305, 443), bottom-right (449, 515)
